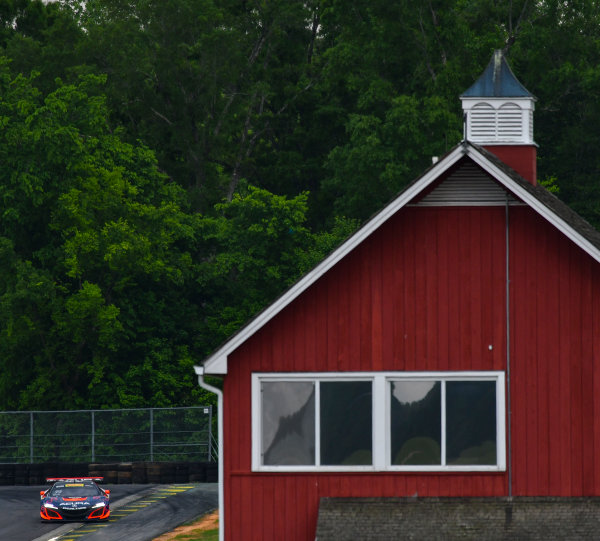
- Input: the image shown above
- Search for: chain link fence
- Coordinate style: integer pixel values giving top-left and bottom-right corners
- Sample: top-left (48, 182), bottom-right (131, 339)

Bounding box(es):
top-left (0, 407), bottom-right (215, 464)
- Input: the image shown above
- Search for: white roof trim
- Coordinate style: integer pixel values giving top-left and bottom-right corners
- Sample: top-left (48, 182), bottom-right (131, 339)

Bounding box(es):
top-left (465, 147), bottom-right (600, 265)
top-left (198, 143), bottom-right (600, 375)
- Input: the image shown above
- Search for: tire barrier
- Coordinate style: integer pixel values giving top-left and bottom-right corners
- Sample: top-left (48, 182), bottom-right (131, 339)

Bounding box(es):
top-left (0, 461), bottom-right (218, 485)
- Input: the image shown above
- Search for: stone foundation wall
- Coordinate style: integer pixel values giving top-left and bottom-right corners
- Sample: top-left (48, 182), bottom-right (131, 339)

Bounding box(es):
top-left (316, 497), bottom-right (600, 540)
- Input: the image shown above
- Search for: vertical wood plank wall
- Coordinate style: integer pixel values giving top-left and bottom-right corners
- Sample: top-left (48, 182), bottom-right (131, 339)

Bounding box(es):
top-left (509, 208), bottom-right (600, 497)
top-left (222, 205), bottom-right (600, 541)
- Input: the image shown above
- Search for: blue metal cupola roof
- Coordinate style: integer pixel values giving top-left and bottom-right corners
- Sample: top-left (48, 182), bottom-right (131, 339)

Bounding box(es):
top-left (461, 49), bottom-right (533, 98)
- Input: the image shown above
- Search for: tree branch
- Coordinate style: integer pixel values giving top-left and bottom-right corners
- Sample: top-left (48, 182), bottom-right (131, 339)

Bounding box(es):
top-left (503, 0), bottom-right (530, 55)
top-left (150, 107), bottom-right (173, 126)
top-left (418, 6), bottom-right (437, 82)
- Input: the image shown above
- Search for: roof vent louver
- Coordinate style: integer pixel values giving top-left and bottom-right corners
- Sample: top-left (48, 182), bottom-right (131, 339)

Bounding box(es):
top-left (471, 103), bottom-right (495, 140)
top-left (413, 161), bottom-right (521, 206)
top-left (498, 103), bottom-right (523, 139)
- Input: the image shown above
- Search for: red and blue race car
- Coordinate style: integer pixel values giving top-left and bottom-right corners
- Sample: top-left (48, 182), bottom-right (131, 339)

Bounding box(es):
top-left (40, 477), bottom-right (110, 522)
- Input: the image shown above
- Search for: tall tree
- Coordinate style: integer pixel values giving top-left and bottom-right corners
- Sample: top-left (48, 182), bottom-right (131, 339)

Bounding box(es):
top-left (3, 0), bottom-right (600, 411)
top-left (509, 0), bottom-right (600, 227)
top-left (0, 64), bottom-right (204, 408)
top-left (1, 0), bottom-right (85, 91)
top-left (0, 59), bottom-right (352, 409)
top-left (74, 0), bottom-right (326, 212)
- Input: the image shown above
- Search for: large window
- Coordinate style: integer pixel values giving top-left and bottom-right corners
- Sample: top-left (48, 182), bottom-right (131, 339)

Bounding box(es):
top-left (252, 372), bottom-right (505, 472)
top-left (390, 379), bottom-right (497, 467)
top-left (260, 379), bottom-right (372, 467)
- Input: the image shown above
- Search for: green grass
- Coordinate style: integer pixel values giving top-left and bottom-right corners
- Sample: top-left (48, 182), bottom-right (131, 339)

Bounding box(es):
top-left (168, 519), bottom-right (219, 540)
top-left (171, 527), bottom-right (218, 540)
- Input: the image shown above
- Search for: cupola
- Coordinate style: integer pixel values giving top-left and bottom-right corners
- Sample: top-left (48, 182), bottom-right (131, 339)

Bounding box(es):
top-left (460, 50), bottom-right (537, 184)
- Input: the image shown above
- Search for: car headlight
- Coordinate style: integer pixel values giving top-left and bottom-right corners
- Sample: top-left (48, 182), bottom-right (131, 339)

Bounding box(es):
top-left (43, 503), bottom-right (58, 509)
top-left (92, 502), bottom-right (106, 508)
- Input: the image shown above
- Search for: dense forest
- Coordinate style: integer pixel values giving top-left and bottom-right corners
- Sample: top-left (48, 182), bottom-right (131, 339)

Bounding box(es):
top-left (1, 0), bottom-right (600, 410)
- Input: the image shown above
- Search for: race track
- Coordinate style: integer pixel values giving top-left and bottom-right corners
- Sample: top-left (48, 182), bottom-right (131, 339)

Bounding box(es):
top-left (0, 483), bottom-right (218, 541)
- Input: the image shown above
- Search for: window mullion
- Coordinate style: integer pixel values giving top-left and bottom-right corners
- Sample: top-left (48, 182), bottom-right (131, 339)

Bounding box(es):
top-left (441, 380), bottom-right (446, 466)
top-left (373, 375), bottom-right (386, 470)
top-left (315, 381), bottom-right (320, 467)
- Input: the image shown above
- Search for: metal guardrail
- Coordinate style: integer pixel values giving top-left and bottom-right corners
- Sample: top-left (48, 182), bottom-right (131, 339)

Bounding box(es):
top-left (0, 406), bottom-right (216, 463)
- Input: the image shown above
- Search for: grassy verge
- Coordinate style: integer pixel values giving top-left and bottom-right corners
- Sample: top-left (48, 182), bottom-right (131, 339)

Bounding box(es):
top-left (167, 523), bottom-right (218, 541)
top-left (152, 510), bottom-right (219, 541)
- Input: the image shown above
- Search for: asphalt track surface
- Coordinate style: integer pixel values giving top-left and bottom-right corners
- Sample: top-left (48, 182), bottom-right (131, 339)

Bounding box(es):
top-left (0, 483), bottom-right (218, 541)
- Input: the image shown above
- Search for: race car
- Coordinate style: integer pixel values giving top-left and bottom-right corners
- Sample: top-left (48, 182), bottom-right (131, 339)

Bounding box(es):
top-left (40, 477), bottom-right (110, 522)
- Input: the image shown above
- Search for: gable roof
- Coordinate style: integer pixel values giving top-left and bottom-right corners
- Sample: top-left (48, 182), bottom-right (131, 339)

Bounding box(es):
top-left (460, 50), bottom-right (534, 98)
top-left (197, 141), bottom-right (600, 375)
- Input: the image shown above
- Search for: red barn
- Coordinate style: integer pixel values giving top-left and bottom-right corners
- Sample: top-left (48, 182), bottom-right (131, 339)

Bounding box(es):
top-left (195, 51), bottom-right (600, 540)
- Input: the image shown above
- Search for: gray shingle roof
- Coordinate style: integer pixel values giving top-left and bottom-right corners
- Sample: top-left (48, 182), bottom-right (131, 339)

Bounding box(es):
top-left (472, 142), bottom-right (600, 252)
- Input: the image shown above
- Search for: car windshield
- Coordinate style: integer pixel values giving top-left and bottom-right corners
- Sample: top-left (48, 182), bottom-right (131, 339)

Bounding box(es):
top-left (50, 484), bottom-right (101, 498)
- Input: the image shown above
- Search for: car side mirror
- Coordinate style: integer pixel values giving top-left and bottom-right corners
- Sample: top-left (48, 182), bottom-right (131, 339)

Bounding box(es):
top-left (40, 491), bottom-right (46, 497)
top-left (104, 489), bottom-right (110, 496)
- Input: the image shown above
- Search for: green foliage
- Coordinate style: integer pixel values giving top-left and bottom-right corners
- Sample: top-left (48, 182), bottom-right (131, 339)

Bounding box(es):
top-left (197, 186), bottom-right (319, 342)
top-left (0, 62), bottom-right (205, 409)
top-left (508, 0), bottom-right (600, 228)
top-left (0, 55), bottom-right (351, 410)
top-left (539, 176), bottom-right (560, 195)
top-left (324, 95), bottom-right (460, 221)
top-left (1, 0), bottom-right (85, 91)
top-left (2, 0), bottom-right (600, 410)
top-left (70, 0), bottom-right (326, 213)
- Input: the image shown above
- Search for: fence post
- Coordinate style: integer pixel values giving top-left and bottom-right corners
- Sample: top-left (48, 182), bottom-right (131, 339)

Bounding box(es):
top-left (91, 411), bottom-right (95, 462)
top-left (30, 412), bottom-right (33, 464)
top-left (150, 409), bottom-right (154, 462)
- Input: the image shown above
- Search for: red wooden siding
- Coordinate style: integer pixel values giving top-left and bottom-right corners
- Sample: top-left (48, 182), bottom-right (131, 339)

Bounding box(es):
top-left (250, 206), bottom-right (508, 374)
top-left (221, 203), bottom-right (600, 540)
top-left (509, 207), bottom-right (600, 496)
top-left (223, 206), bottom-right (510, 540)
top-left (226, 472), bottom-right (507, 541)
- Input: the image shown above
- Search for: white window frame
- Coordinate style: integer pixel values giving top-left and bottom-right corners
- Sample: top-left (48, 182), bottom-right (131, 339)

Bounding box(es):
top-left (252, 371), bottom-right (506, 473)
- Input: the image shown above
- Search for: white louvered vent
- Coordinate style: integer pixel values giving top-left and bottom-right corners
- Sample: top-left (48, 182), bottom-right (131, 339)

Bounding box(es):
top-left (497, 103), bottom-right (522, 139)
top-left (468, 102), bottom-right (524, 143)
top-left (471, 103), bottom-right (495, 140)
top-left (413, 162), bottom-right (520, 206)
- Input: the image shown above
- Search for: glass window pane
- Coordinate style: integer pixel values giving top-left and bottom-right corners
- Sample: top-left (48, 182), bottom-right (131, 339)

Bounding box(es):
top-left (390, 381), bottom-right (441, 465)
top-left (320, 381), bottom-right (372, 465)
top-left (446, 381), bottom-right (496, 465)
top-left (261, 381), bottom-right (315, 465)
